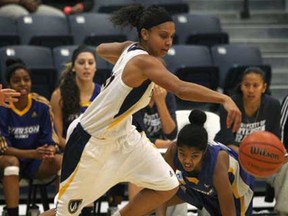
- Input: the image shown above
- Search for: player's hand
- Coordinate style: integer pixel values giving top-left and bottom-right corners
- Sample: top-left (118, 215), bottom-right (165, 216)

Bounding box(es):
top-left (0, 85), bottom-right (20, 108)
top-left (43, 145), bottom-right (56, 159)
top-left (153, 85), bottom-right (167, 106)
top-left (37, 144), bottom-right (55, 159)
top-left (0, 140), bottom-right (8, 154)
top-left (223, 96), bottom-right (241, 133)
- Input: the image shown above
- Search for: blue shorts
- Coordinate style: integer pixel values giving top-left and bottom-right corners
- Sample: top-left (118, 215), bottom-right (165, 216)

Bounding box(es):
top-left (20, 159), bottom-right (42, 179)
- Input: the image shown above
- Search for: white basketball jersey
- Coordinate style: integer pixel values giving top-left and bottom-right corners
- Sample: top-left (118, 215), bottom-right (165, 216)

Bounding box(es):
top-left (80, 44), bottom-right (154, 139)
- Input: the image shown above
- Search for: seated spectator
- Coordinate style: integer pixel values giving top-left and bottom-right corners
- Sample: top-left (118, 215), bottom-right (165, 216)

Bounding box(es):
top-left (50, 45), bottom-right (101, 149)
top-left (0, 0), bottom-right (64, 20)
top-left (41, 0), bottom-right (94, 15)
top-left (0, 57), bottom-right (62, 216)
top-left (132, 85), bottom-right (177, 149)
top-left (0, 84), bottom-right (20, 107)
top-left (215, 66), bottom-right (281, 208)
top-left (215, 67), bottom-right (281, 150)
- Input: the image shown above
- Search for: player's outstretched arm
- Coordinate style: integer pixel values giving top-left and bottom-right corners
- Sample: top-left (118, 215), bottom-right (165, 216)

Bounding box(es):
top-left (96, 41), bottom-right (134, 65)
top-left (136, 56), bottom-right (242, 133)
top-left (213, 151), bottom-right (237, 216)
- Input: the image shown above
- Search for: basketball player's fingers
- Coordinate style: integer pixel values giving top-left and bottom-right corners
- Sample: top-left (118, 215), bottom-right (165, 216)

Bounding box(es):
top-left (226, 110), bottom-right (241, 132)
top-left (2, 88), bottom-right (20, 95)
top-left (5, 96), bottom-right (20, 103)
top-left (232, 111), bottom-right (241, 132)
top-left (1, 90), bottom-right (20, 105)
top-left (37, 147), bottom-right (48, 155)
top-left (0, 102), bottom-right (11, 108)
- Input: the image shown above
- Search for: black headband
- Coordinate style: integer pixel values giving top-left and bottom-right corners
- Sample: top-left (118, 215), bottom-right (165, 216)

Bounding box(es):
top-left (72, 46), bottom-right (96, 66)
top-left (138, 12), bottom-right (173, 32)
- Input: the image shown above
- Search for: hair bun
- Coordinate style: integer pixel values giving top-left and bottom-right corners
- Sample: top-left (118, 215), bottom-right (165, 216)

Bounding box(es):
top-left (5, 57), bottom-right (25, 68)
top-left (188, 110), bottom-right (207, 127)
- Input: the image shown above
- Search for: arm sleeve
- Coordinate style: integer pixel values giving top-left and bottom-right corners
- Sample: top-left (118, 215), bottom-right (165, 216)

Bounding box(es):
top-left (214, 105), bottom-right (235, 145)
top-left (164, 92), bottom-right (178, 140)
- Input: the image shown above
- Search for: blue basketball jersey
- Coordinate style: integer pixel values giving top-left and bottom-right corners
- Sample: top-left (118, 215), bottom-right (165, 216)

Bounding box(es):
top-left (62, 83), bottom-right (101, 138)
top-left (0, 93), bottom-right (58, 159)
top-left (174, 141), bottom-right (254, 216)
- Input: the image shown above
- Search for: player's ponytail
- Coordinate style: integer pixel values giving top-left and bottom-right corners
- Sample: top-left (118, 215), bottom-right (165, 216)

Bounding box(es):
top-left (177, 110), bottom-right (208, 151)
top-left (110, 4), bottom-right (172, 39)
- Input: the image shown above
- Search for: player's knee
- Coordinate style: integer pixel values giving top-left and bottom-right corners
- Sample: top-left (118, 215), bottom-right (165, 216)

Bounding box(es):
top-left (159, 186), bottom-right (179, 200)
top-left (4, 166), bottom-right (19, 176)
top-left (53, 154), bottom-right (62, 170)
top-left (2, 155), bottom-right (19, 168)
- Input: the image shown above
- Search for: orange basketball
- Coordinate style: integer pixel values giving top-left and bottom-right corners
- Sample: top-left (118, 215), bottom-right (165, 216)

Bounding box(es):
top-left (239, 131), bottom-right (286, 178)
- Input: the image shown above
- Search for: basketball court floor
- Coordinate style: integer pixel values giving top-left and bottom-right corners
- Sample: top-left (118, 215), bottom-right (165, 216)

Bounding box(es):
top-left (0, 196), bottom-right (276, 215)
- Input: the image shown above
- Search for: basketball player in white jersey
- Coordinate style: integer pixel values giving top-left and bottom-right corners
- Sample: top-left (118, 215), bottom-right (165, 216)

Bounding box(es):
top-left (40, 4), bottom-right (241, 216)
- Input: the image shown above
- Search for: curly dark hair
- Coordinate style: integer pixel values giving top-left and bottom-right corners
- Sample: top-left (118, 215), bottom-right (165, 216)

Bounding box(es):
top-left (110, 3), bottom-right (172, 39)
top-left (57, 45), bottom-right (96, 121)
top-left (58, 62), bottom-right (81, 121)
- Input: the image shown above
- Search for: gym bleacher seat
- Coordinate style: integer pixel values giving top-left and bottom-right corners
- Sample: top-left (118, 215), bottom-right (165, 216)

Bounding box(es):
top-left (173, 13), bottom-right (229, 47)
top-left (0, 45), bottom-right (56, 99)
top-left (164, 45), bottom-right (219, 110)
top-left (0, 16), bottom-right (20, 47)
top-left (16, 15), bottom-right (73, 49)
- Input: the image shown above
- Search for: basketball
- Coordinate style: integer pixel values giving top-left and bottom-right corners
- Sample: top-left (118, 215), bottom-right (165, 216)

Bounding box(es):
top-left (239, 131), bottom-right (286, 177)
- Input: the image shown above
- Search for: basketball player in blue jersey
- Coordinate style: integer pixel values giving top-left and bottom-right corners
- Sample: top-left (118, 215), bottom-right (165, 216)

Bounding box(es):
top-left (0, 58), bottom-right (62, 216)
top-left (158, 110), bottom-right (254, 216)
top-left (41, 4), bottom-right (241, 216)
top-left (0, 83), bottom-right (20, 107)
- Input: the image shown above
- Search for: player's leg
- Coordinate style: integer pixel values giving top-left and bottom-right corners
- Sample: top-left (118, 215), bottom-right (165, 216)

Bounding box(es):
top-left (115, 132), bottom-right (179, 216)
top-left (119, 188), bottom-right (178, 216)
top-left (0, 156), bottom-right (20, 216)
top-left (39, 208), bottom-right (56, 216)
top-left (128, 182), bottom-right (143, 200)
top-left (56, 124), bottom-right (124, 215)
